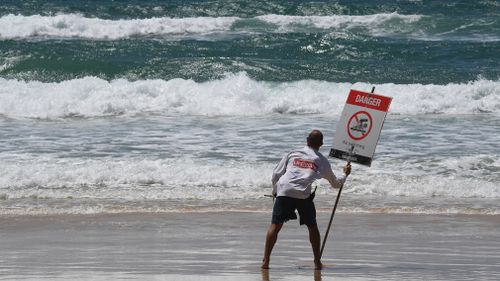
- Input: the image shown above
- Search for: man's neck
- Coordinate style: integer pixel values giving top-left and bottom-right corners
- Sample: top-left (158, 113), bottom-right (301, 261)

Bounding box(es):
top-left (307, 145), bottom-right (320, 151)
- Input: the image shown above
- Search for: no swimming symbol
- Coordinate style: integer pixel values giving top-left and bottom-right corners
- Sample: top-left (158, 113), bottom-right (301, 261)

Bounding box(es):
top-left (347, 111), bottom-right (372, 140)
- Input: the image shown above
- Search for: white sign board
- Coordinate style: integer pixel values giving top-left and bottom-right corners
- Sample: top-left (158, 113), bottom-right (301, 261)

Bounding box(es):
top-left (330, 89), bottom-right (392, 166)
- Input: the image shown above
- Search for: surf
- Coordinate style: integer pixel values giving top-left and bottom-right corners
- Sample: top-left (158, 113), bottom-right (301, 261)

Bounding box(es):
top-left (0, 13), bottom-right (423, 40)
top-left (0, 74), bottom-right (499, 119)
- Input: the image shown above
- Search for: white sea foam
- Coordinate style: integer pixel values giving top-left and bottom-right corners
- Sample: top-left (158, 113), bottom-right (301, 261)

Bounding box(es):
top-left (256, 13), bottom-right (422, 33)
top-left (0, 147), bottom-right (498, 216)
top-left (1, 13), bottom-right (496, 42)
top-left (0, 73), bottom-right (499, 119)
top-left (0, 13), bottom-right (423, 40)
top-left (0, 157), bottom-right (270, 200)
top-left (345, 175), bottom-right (500, 198)
top-left (1, 205), bottom-right (499, 216)
top-left (0, 154), bottom-right (498, 201)
top-left (0, 14), bottom-right (239, 40)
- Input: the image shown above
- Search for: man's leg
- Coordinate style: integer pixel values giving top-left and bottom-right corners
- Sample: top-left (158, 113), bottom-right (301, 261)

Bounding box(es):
top-left (298, 197), bottom-right (322, 270)
top-left (307, 224), bottom-right (323, 270)
top-left (261, 223), bottom-right (283, 269)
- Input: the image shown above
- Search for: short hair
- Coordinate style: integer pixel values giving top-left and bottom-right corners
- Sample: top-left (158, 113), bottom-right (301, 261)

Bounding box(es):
top-left (307, 130), bottom-right (323, 148)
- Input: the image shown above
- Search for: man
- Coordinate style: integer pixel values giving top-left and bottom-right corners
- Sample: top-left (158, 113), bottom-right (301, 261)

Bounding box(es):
top-left (261, 129), bottom-right (351, 270)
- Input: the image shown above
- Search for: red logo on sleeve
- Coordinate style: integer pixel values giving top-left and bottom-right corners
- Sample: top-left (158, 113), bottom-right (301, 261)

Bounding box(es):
top-left (293, 159), bottom-right (318, 170)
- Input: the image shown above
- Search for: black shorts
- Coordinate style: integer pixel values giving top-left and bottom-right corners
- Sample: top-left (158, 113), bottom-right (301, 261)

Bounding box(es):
top-left (271, 195), bottom-right (316, 226)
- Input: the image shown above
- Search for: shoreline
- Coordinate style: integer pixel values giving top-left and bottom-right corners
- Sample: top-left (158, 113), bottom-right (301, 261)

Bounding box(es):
top-left (2, 209), bottom-right (500, 217)
top-left (2, 195), bottom-right (499, 217)
top-left (2, 206), bottom-right (500, 218)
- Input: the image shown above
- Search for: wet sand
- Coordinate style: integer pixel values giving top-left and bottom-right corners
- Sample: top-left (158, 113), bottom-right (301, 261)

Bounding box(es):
top-left (1, 212), bottom-right (499, 280)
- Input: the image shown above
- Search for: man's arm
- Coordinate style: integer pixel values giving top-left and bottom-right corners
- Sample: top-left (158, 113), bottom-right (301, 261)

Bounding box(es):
top-left (322, 161), bottom-right (351, 189)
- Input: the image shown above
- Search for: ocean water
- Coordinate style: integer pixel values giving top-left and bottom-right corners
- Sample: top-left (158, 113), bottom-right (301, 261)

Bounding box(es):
top-left (0, 0), bottom-right (499, 216)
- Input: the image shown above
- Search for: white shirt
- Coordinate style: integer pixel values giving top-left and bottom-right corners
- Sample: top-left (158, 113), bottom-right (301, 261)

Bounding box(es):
top-left (272, 146), bottom-right (347, 199)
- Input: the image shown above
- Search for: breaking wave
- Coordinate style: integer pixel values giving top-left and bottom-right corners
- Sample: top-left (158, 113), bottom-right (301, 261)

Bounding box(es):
top-left (0, 73), bottom-right (499, 119)
top-left (0, 13), bottom-right (423, 40)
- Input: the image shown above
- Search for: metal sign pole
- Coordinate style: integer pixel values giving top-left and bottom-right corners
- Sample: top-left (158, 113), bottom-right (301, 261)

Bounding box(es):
top-left (319, 144), bottom-right (353, 259)
top-left (319, 175), bottom-right (346, 258)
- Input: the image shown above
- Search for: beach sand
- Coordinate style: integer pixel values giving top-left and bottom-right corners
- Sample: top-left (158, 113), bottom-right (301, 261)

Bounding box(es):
top-left (1, 212), bottom-right (499, 280)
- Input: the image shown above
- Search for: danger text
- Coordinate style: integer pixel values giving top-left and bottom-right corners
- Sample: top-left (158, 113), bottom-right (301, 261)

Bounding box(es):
top-left (355, 95), bottom-right (381, 108)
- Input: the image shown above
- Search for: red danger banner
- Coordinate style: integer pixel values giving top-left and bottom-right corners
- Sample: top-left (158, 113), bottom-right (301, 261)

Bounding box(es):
top-left (346, 90), bottom-right (391, 112)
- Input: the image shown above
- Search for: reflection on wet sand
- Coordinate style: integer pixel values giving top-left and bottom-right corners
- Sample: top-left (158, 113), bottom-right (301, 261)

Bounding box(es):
top-left (261, 268), bottom-right (322, 281)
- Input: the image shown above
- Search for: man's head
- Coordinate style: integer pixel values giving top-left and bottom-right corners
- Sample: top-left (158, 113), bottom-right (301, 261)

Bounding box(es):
top-left (307, 130), bottom-right (323, 150)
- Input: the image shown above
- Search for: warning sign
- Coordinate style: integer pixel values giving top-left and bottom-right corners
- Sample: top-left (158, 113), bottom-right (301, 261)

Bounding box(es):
top-left (330, 89), bottom-right (392, 166)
